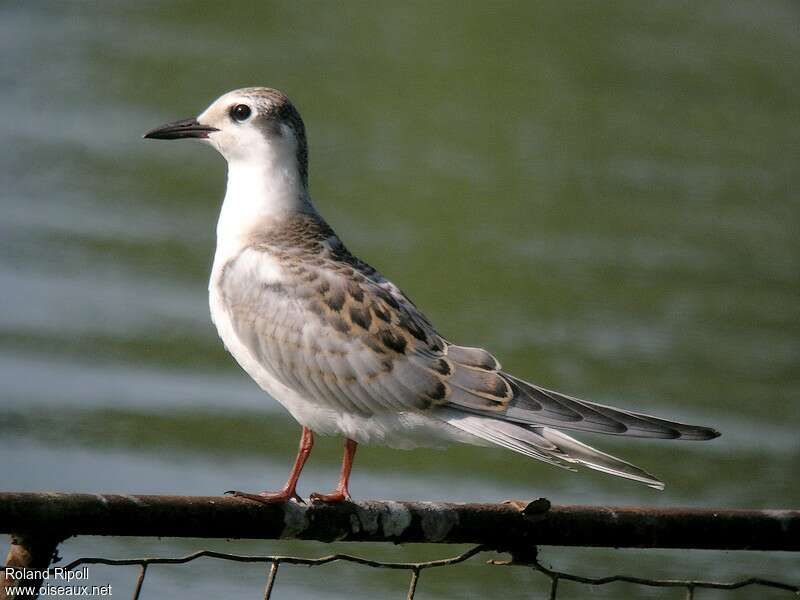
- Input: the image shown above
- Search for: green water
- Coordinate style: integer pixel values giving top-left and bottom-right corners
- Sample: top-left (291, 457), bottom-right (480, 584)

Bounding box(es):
top-left (2, 2), bottom-right (798, 598)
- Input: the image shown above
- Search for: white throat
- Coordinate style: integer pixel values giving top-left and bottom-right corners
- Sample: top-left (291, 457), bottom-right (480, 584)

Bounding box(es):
top-left (213, 146), bottom-right (311, 266)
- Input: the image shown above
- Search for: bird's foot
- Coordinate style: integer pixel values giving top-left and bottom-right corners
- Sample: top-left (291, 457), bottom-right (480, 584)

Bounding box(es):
top-left (309, 489), bottom-right (350, 503)
top-left (225, 489), bottom-right (303, 504)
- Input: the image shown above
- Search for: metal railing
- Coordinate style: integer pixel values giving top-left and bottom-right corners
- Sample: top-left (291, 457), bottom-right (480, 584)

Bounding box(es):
top-left (1, 492), bottom-right (798, 599)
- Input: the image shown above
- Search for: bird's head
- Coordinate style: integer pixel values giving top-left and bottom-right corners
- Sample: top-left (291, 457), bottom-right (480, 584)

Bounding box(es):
top-left (144, 87), bottom-right (309, 189)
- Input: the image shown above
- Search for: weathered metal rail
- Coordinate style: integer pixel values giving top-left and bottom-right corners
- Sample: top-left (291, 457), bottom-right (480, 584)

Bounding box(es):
top-left (1, 492), bottom-right (798, 550)
top-left (1, 492), bottom-right (798, 599)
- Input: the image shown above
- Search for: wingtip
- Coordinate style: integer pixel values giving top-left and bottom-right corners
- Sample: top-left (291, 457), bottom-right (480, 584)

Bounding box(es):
top-left (700, 426), bottom-right (722, 440)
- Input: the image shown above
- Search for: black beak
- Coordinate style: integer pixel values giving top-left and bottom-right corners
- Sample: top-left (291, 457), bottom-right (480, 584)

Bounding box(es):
top-left (143, 118), bottom-right (218, 140)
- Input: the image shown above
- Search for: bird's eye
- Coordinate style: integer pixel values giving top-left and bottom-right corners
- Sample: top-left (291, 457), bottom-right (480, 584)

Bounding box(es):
top-left (230, 104), bottom-right (252, 122)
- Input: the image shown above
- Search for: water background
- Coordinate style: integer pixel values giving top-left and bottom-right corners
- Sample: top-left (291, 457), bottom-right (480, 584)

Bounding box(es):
top-left (1, 2), bottom-right (798, 598)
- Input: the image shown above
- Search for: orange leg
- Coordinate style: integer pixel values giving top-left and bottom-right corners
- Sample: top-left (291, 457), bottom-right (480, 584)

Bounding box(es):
top-left (310, 439), bottom-right (358, 503)
top-left (227, 426), bottom-right (314, 504)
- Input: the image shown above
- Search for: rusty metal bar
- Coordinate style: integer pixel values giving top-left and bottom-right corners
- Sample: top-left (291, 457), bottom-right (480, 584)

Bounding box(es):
top-left (1, 533), bottom-right (62, 600)
top-left (0, 493), bottom-right (797, 552)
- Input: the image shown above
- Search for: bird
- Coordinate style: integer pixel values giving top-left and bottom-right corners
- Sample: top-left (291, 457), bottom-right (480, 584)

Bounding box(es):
top-left (144, 87), bottom-right (720, 503)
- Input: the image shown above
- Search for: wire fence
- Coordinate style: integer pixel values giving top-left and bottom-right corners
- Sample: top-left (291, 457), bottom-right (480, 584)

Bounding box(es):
top-left (40, 544), bottom-right (800, 600)
top-left (2, 493), bottom-right (798, 600)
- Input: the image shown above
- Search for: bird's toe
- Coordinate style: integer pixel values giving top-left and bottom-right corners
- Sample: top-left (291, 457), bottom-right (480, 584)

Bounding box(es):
top-left (309, 490), bottom-right (351, 503)
top-left (225, 489), bottom-right (301, 504)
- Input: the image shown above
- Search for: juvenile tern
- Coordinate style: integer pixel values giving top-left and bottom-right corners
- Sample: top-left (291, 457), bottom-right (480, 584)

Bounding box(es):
top-left (144, 87), bottom-right (720, 503)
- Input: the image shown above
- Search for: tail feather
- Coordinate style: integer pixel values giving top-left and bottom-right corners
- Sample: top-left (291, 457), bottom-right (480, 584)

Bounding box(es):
top-left (434, 347), bottom-right (719, 489)
top-left (538, 427), bottom-right (665, 490)
top-left (441, 411), bottom-right (577, 470)
top-left (440, 408), bottom-right (665, 489)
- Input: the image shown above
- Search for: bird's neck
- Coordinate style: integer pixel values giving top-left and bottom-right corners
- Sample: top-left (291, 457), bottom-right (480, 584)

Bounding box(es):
top-left (215, 157), bottom-right (314, 262)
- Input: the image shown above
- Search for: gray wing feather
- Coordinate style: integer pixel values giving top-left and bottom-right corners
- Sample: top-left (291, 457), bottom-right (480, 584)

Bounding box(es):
top-left (220, 247), bottom-right (450, 416)
top-left (500, 376), bottom-right (720, 440)
top-left (440, 354), bottom-right (720, 440)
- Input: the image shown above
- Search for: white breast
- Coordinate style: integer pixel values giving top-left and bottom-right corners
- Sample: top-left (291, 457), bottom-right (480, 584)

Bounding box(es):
top-left (208, 248), bottom-right (341, 428)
